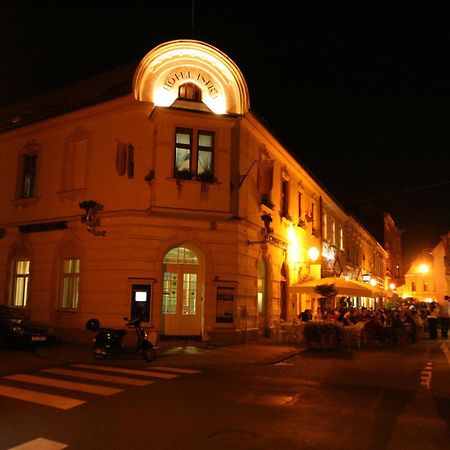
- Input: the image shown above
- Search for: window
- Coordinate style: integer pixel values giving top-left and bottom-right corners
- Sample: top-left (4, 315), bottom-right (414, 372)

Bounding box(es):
top-left (20, 153), bottom-right (37, 199)
top-left (411, 281), bottom-right (416, 292)
top-left (339, 227), bottom-right (344, 250)
top-left (60, 259), bottom-right (80, 309)
top-left (174, 129), bottom-right (192, 175)
top-left (11, 260), bottom-right (30, 307)
top-left (174, 128), bottom-right (215, 180)
top-left (182, 273), bottom-right (197, 315)
top-left (331, 220), bottom-right (336, 246)
top-left (197, 132), bottom-right (214, 176)
top-left (281, 179), bottom-right (289, 218)
top-left (163, 247), bottom-right (198, 265)
top-left (298, 192), bottom-right (302, 219)
top-left (322, 211), bottom-right (328, 240)
top-left (423, 281), bottom-right (429, 292)
top-left (178, 83), bottom-right (201, 101)
top-left (163, 273), bottom-right (178, 314)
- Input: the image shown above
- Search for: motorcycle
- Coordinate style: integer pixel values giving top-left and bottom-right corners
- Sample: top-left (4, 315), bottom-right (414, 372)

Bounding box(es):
top-left (86, 315), bottom-right (156, 362)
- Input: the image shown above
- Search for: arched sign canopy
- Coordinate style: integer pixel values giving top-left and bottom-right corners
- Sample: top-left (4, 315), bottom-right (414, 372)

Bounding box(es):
top-left (133, 39), bottom-right (250, 115)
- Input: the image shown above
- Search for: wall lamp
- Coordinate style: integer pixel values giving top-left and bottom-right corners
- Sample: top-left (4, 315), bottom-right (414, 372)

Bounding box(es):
top-left (79, 200), bottom-right (106, 237)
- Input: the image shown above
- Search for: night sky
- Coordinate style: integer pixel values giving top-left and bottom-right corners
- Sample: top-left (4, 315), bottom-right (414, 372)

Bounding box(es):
top-left (1, 2), bottom-right (449, 263)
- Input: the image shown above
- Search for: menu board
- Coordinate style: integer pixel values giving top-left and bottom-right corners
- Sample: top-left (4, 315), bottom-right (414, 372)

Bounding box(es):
top-left (216, 285), bottom-right (235, 323)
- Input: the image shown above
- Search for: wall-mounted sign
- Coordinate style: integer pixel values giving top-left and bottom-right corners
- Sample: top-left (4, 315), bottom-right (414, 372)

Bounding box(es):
top-left (162, 68), bottom-right (219, 98)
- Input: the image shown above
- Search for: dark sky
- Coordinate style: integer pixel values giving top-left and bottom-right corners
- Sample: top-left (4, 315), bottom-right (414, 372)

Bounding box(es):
top-left (1, 2), bottom-right (449, 262)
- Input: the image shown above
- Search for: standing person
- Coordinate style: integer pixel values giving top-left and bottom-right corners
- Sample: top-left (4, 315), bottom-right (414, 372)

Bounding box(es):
top-left (427, 302), bottom-right (439, 339)
top-left (440, 296), bottom-right (450, 339)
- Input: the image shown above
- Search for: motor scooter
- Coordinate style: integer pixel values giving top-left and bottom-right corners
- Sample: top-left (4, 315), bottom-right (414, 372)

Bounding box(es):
top-left (86, 315), bottom-right (156, 362)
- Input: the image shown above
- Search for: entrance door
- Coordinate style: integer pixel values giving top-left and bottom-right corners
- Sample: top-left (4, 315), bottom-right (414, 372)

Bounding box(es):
top-left (257, 259), bottom-right (268, 336)
top-left (162, 247), bottom-right (202, 336)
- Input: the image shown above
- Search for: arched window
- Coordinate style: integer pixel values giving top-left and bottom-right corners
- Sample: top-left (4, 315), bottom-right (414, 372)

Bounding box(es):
top-left (163, 247), bottom-right (198, 265)
top-left (178, 83), bottom-right (202, 102)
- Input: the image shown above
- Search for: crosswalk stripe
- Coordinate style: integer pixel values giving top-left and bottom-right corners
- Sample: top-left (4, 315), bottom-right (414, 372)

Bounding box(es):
top-left (8, 437), bottom-right (68, 450)
top-left (71, 364), bottom-right (179, 379)
top-left (149, 366), bottom-right (201, 374)
top-left (0, 384), bottom-right (85, 410)
top-left (42, 368), bottom-right (153, 386)
top-left (4, 374), bottom-right (122, 396)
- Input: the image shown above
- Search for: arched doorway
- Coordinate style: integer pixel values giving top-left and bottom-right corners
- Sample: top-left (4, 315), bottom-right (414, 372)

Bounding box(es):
top-left (161, 246), bottom-right (202, 337)
top-left (280, 263), bottom-right (288, 321)
top-left (257, 259), bottom-right (268, 336)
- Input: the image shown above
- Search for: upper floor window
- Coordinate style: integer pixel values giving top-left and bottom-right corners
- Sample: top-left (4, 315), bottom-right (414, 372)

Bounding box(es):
top-left (174, 128), bottom-right (215, 181)
top-left (281, 178), bottom-right (289, 219)
top-left (339, 226), bottom-right (344, 250)
top-left (322, 211), bottom-right (328, 240)
top-left (178, 83), bottom-right (202, 102)
top-left (298, 192), bottom-right (302, 219)
top-left (11, 260), bottom-right (30, 307)
top-left (60, 259), bottom-right (80, 309)
top-left (411, 281), bottom-right (416, 292)
top-left (20, 153), bottom-right (37, 199)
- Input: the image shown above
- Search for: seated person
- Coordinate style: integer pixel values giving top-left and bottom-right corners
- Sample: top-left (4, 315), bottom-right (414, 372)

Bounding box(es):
top-left (299, 309), bottom-right (312, 322)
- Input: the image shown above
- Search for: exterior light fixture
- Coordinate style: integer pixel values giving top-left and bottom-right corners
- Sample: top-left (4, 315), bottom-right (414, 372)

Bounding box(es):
top-left (79, 200), bottom-right (106, 237)
top-left (308, 246), bottom-right (319, 262)
top-left (418, 264), bottom-right (429, 273)
top-left (362, 274), bottom-right (371, 282)
top-left (369, 278), bottom-right (377, 287)
top-left (389, 283), bottom-right (396, 290)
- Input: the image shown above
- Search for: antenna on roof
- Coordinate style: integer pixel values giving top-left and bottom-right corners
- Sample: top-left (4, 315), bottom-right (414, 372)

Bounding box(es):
top-left (191, 0), bottom-right (196, 34)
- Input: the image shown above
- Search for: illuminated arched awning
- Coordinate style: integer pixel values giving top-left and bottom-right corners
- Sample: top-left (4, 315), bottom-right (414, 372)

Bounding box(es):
top-left (133, 39), bottom-right (250, 115)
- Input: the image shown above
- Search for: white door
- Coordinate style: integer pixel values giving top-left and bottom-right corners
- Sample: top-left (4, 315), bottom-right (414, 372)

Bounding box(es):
top-left (162, 247), bottom-right (202, 336)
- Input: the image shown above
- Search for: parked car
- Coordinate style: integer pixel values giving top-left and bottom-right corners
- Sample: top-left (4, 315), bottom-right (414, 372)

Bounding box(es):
top-left (0, 305), bottom-right (56, 347)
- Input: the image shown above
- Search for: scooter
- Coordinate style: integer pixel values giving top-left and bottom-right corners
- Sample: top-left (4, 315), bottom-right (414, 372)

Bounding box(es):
top-left (86, 315), bottom-right (156, 362)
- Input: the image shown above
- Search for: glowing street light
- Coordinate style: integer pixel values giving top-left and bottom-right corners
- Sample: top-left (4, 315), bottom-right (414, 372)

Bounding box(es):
top-left (308, 246), bottom-right (319, 262)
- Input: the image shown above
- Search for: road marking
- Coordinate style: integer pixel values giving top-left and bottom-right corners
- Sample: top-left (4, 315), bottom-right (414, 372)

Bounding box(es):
top-left (4, 374), bottom-right (122, 396)
top-left (72, 364), bottom-right (179, 379)
top-left (420, 361), bottom-right (432, 389)
top-left (0, 384), bottom-right (85, 409)
top-left (8, 437), bottom-right (68, 450)
top-left (42, 368), bottom-right (153, 386)
top-left (148, 366), bottom-right (201, 374)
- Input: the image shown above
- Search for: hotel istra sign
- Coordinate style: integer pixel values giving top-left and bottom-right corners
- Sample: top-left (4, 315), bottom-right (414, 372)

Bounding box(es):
top-left (162, 69), bottom-right (219, 99)
top-left (133, 39), bottom-right (250, 116)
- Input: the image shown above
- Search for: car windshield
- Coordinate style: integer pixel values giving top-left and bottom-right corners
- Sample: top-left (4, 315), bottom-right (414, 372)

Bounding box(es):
top-left (0, 306), bottom-right (29, 320)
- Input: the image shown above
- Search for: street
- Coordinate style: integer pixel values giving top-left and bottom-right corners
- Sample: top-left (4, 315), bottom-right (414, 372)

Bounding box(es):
top-left (0, 338), bottom-right (449, 449)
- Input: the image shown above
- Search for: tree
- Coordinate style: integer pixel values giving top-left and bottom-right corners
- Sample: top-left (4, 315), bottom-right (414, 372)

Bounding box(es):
top-left (314, 283), bottom-right (338, 318)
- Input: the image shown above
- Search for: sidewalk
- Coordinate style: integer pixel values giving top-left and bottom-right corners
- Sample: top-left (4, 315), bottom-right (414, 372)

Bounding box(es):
top-left (33, 338), bottom-right (305, 368)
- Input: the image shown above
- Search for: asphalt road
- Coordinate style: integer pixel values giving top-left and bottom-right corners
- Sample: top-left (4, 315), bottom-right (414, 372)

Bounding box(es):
top-left (0, 338), bottom-right (449, 449)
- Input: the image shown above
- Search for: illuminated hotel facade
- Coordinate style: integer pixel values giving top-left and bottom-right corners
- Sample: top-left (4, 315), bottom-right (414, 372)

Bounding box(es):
top-left (0, 40), bottom-right (389, 344)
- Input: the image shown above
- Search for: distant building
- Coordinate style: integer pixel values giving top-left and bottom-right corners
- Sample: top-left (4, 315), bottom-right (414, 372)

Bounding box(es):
top-left (383, 212), bottom-right (404, 288)
top-left (398, 233), bottom-right (450, 303)
top-left (0, 40), bottom-right (389, 344)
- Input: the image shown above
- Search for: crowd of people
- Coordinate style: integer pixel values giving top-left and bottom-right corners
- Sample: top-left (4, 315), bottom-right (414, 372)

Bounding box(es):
top-left (298, 295), bottom-right (450, 344)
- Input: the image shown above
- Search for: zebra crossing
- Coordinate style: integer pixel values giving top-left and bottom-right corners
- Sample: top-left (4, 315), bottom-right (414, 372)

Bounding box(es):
top-left (0, 364), bottom-right (201, 410)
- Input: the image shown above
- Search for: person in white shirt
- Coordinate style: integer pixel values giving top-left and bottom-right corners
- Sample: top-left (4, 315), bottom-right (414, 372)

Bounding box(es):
top-left (440, 295), bottom-right (450, 339)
